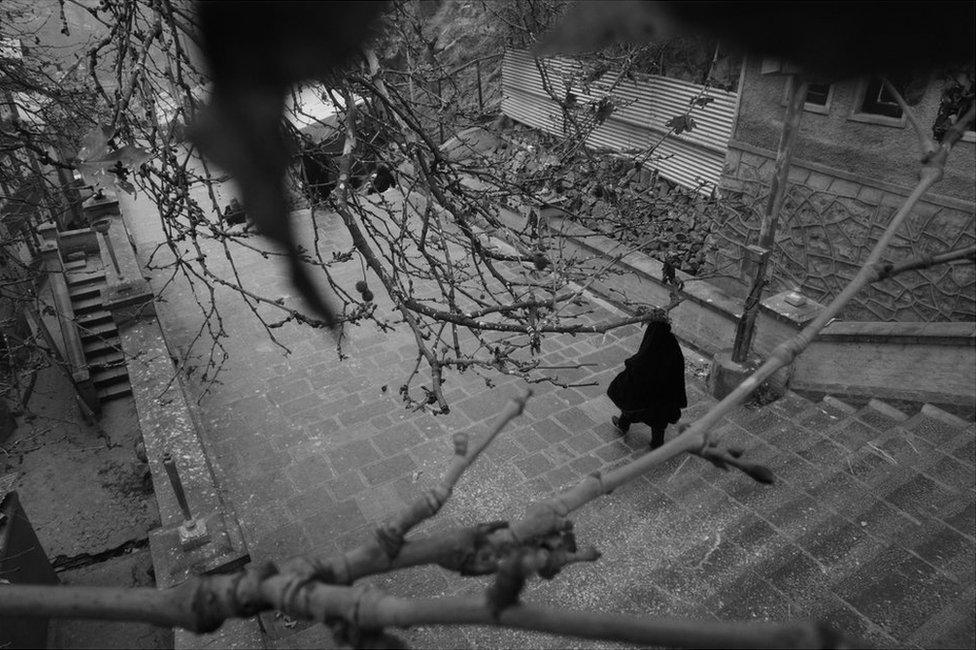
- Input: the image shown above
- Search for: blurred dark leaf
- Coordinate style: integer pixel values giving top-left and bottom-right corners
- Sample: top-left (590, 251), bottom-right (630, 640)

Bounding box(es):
top-left (665, 114), bottom-right (695, 134)
top-left (534, 1), bottom-right (976, 79)
top-left (592, 97), bottom-right (614, 124)
top-left (117, 178), bottom-right (137, 195)
top-left (532, 1), bottom-right (664, 58)
top-left (582, 62), bottom-right (610, 86)
top-left (191, 0), bottom-right (387, 330)
top-left (690, 96), bottom-right (714, 108)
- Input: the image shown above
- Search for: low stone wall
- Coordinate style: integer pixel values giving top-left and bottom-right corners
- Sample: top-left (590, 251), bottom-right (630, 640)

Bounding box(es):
top-left (493, 201), bottom-right (976, 408)
top-left (712, 141), bottom-right (976, 322)
top-left (792, 322), bottom-right (976, 408)
top-left (108, 201), bottom-right (262, 650)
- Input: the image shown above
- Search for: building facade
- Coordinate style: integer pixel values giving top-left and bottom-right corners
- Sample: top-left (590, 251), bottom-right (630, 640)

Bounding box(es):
top-left (712, 56), bottom-right (975, 322)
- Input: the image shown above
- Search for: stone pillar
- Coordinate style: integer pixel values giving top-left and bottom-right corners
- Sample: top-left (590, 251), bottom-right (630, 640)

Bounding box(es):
top-left (708, 288), bottom-right (826, 401)
top-left (81, 189), bottom-right (120, 224)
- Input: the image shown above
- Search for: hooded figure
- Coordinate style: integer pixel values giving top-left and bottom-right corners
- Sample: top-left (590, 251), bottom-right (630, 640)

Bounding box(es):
top-left (607, 317), bottom-right (687, 449)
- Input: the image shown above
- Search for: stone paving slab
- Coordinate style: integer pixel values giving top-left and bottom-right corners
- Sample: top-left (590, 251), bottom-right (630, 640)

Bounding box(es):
top-left (119, 173), bottom-right (974, 649)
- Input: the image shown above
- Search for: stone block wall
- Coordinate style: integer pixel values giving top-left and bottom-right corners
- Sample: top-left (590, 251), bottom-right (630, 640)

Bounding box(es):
top-left (710, 143), bottom-right (976, 322)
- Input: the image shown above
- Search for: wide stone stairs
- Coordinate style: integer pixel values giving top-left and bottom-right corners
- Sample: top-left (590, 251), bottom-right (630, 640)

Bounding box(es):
top-left (634, 387), bottom-right (975, 648)
top-left (64, 259), bottom-right (132, 402)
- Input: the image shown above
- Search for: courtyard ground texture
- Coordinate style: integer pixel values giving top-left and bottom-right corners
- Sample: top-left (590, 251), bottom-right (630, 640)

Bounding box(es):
top-left (1, 366), bottom-right (169, 648)
top-left (117, 169), bottom-right (974, 648)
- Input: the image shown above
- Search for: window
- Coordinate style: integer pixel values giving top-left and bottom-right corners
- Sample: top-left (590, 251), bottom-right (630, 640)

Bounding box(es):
top-left (781, 80), bottom-right (833, 114)
top-left (860, 77), bottom-right (903, 118)
top-left (849, 77), bottom-right (911, 127)
top-left (805, 83), bottom-right (831, 107)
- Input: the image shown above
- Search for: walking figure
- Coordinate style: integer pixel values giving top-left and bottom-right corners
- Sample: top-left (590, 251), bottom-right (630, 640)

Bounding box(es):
top-left (607, 312), bottom-right (687, 449)
top-left (223, 197), bottom-right (246, 225)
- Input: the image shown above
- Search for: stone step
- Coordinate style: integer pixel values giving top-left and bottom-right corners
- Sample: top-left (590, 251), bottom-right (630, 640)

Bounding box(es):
top-left (68, 283), bottom-right (102, 301)
top-left (792, 396), bottom-right (857, 437)
top-left (91, 364), bottom-right (129, 388)
top-left (875, 467), bottom-right (963, 525)
top-left (868, 432), bottom-right (974, 495)
top-left (823, 395), bottom-right (858, 415)
top-left (889, 513), bottom-right (976, 585)
top-left (650, 525), bottom-right (770, 608)
top-left (79, 321), bottom-right (118, 342)
top-left (792, 511), bottom-right (889, 583)
top-left (86, 347), bottom-right (125, 370)
top-left (831, 542), bottom-right (966, 642)
top-left (841, 444), bottom-right (918, 495)
top-left (769, 390), bottom-right (814, 419)
top-left (921, 403), bottom-right (973, 428)
top-left (70, 294), bottom-right (104, 314)
top-left (901, 408), bottom-right (969, 447)
top-left (63, 258), bottom-right (87, 270)
top-left (945, 425), bottom-right (975, 468)
top-left (764, 414), bottom-right (827, 456)
top-left (66, 270), bottom-right (106, 287)
top-left (708, 458), bottom-right (812, 529)
top-left (855, 398), bottom-right (910, 433)
top-left (793, 431), bottom-right (851, 469)
top-left (907, 586), bottom-right (976, 649)
top-left (652, 388), bottom-right (973, 645)
top-left (824, 412), bottom-right (886, 452)
top-left (83, 337), bottom-right (121, 357)
top-left (96, 382), bottom-right (132, 402)
top-left (76, 309), bottom-right (113, 327)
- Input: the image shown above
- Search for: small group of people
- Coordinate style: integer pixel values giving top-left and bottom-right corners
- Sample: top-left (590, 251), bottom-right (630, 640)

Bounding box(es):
top-left (606, 312), bottom-right (687, 450)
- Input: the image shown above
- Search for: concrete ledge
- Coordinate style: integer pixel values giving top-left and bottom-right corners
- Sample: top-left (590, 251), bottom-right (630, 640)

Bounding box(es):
top-left (114, 189), bottom-right (263, 649)
top-left (793, 334), bottom-right (976, 408)
top-left (818, 321), bottom-right (975, 346)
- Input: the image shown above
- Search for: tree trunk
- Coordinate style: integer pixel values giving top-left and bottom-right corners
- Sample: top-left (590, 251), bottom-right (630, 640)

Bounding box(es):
top-left (730, 74), bottom-right (808, 363)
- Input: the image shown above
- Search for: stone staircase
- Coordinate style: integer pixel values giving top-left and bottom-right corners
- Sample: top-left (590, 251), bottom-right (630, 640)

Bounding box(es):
top-left (637, 386), bottom-right (975, 648)
top-left (64, 259), bottom-right (132, 403)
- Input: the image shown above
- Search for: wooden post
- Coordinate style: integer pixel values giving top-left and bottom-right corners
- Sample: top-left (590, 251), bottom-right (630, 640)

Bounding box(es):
top-left (730, 75), bottom-right (808, 363)
top-left (476, 59), bottom-right (484, 113)
top-left (437, 77), bottom-right (445, 143)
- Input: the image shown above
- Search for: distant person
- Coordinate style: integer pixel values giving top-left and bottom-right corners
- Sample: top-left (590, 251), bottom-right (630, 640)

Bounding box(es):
top-left (370, 163), bottom-right (395, 193)
top-left (607, 312), bottom-right (687, 449)
top-left (223, 197), bottom-right (246, 225)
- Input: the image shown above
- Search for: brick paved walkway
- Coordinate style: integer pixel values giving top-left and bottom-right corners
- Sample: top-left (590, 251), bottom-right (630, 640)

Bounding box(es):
top-left (118, 175), bottom-right (973, 649)
top-left (118, 178), bottom-right (727, 647)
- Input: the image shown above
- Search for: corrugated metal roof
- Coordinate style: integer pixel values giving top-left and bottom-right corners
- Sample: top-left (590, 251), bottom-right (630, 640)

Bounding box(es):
top-left (502, 49), bottom-right (738, 193)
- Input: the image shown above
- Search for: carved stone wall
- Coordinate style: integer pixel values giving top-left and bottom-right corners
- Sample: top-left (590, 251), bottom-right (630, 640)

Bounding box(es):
top-left (709, 144), bottom-right (976, 322)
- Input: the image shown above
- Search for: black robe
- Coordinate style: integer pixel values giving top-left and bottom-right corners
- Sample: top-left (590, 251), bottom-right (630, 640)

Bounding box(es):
top-left (607, 320), bottom-right (687, 428)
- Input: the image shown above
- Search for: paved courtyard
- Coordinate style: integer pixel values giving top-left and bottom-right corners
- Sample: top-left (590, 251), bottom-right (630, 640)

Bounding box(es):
top-left (117, 172), bottom-right (971, 649)
top-left (119, 176), bottom-right (723, 647)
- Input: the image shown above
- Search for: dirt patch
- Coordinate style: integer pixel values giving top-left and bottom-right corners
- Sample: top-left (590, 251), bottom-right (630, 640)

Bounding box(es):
top-left (1, 366), bottom-right (160, 561)
top-left (48, 549), bottom-right (173, 649)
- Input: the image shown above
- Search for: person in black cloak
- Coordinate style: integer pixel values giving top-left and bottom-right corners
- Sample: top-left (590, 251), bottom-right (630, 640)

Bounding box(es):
top-left (607, 312), bottom-right (687, 449)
